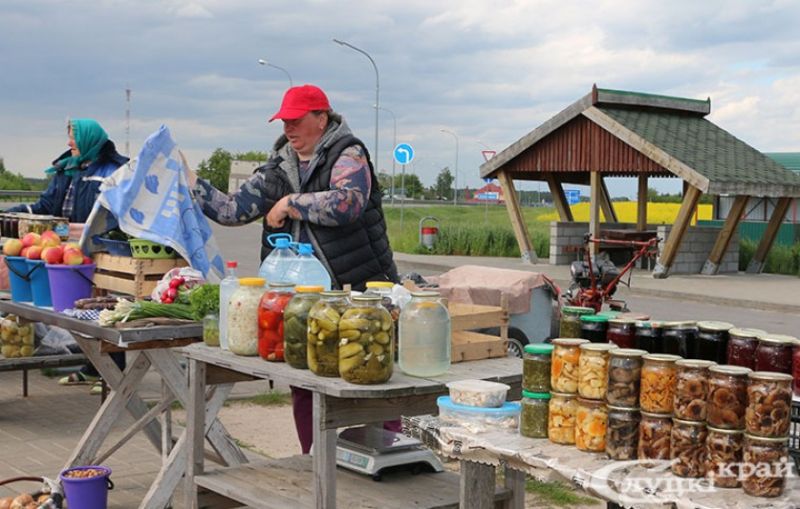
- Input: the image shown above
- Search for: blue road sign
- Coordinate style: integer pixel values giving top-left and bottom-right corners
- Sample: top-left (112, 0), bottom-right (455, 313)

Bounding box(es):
top-left (393, 143), bottom-right (415, 165)
top-left (565, 189), bottom-right (581, 205)
top-left (483, 178), bottom-right (493, 184)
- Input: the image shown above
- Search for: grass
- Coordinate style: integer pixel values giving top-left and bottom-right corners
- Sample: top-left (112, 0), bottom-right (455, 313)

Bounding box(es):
top-left (525, 477), bottom-right (600, 507)
top-left (739, 238), bottom-right (800, 276)
top-left (224, 390), bottom-right (292, 407)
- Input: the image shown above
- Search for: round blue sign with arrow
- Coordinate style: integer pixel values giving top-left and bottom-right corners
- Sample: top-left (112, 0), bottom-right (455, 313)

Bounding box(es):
top-left (393, 143), bottom-right (415, 165)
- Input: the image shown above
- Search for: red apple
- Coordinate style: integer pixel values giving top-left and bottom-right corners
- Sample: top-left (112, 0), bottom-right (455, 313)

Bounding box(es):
top-left (42, 246), bottom-right (64, 264)
top-left (25, 246), bottom-right (43, 260)
top-left (21, 232), bottom-right (41, 248)
top-left (3, 238), bottom-right (23, 257)
top-left (40, 230), bottom-right (61, 248)
top-left (20, 247), bottom-right (29, 258)
top-left (82, 255), bottom-right (93, 265)
top-left (63, 247), bottom-right (84, 265)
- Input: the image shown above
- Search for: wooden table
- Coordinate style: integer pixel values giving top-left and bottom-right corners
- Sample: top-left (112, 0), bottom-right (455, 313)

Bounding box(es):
top-left (0, 300), bottom-right (245, 509)
top-left (181, 343), bottom-right (524, 509)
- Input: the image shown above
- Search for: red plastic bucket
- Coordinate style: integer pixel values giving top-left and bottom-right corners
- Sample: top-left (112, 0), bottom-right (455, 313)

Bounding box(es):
top-left (45, 263), bottom-right (96, 312)
top-left (59, 465), bottom-right (113, 509)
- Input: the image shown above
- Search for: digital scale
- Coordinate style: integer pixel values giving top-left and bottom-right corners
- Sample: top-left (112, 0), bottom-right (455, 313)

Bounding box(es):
top-left (335, 426), bottom-right (444, 481)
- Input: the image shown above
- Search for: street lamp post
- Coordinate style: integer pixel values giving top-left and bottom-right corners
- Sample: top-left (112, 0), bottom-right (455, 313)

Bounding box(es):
top-left (257, 59), bottom-right (293, 88)
top-left (440, 129), bottom-right (459, 206)
top-left (376, 105), bottom-right (397, 205)
top-left (333, 39), bottom-right (379, 179)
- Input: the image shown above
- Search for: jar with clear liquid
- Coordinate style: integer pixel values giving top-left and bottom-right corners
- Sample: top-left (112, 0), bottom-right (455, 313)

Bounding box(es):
top-left (398, 291), bottom-right (451, 377)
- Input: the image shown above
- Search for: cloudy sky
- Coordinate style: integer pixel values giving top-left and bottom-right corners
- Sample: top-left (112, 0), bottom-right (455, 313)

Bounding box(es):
top-left (2, 0), bottom-right (799, 198)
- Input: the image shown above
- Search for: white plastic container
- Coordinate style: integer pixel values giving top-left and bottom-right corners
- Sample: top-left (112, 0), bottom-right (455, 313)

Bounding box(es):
top-left (446, 379), bottom-right (510, 408)
top-left (437, 396), bottom-right (520, 432)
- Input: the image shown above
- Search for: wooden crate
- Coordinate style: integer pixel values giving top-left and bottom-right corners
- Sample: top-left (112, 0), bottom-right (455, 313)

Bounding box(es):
top-left (451, 330), bottom-right (507, 363)
top-left (449, 299), bottom-right (509, 363)
top-left (93, 253), bottom-right (188, 298)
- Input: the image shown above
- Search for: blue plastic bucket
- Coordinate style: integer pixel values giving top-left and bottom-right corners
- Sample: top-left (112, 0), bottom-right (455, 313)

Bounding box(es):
top-left (60, 465), bottom-right (113, 509)
top-left (5, 256), bottom-right (33, 302)
top-left (26, 259), bottom-right (52, 307)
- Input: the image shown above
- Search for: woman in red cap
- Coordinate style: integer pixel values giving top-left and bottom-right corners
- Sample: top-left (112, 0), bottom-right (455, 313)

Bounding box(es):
top-left (188, 84), bottom-right (399, 453)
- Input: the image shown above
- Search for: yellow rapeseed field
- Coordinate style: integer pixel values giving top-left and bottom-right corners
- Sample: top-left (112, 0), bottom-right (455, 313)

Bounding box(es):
top-left (538, 202), bottom-right (712, 225)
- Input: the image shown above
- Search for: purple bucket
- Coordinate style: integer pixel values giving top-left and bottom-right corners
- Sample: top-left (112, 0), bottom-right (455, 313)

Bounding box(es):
top-left (59, 465), bottom-right (113, 509)
top-left (45, 263), bottom-right (96, 312)
top-left (5, 256), bottom-right (33, 302)
top-left (26, 259), bottom-right (52, 307)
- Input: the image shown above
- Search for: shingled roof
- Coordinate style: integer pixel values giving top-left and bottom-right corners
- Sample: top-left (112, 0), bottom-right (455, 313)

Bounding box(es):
top-left (480, 87), bottom-right (800, 197)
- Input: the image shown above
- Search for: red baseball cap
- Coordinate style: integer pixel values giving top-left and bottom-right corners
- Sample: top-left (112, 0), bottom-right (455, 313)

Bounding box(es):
top-left (269, 85), bottom-right (331, 122)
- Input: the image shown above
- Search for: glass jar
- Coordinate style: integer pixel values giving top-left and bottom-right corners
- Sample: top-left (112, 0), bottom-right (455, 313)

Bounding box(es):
top-left (639, 354), bottom-right (681, 414)
top-left (0, 315), bottom-right (34, 358)
top-left (580, 315), bottom-right (609, 343)
top-left (607, 348), bottom-right (647, 407)
top-left (575, 398), bottom-right (608, 452)
top-left (578, 343), bottom-right (617, 400)
top-left (794, 343), bottom-right (800, 397)
top-left (707, 365), bottom-right (751, 430)
top-left (398, 291), bottom-right (450, 377)
top-left (364, 280), bottom-right (396, 313)
top-left (523, 343), bottom-right (553, 392)
top-left (638, 411), bottom-right (672, 460)
top-left (548, 392), bottom-right (578, 445)
top-left (753, 334), bottom-right (795, 374)
top-left (551, 338), bottom-right (588, 393)
top-left (726, 328), bottom-right (765, 369)
top-left (706, 427), bottom-right (744, 488)
top-left (559, 306), bottom-right (594, 338)
top-left (635, 321), bottom-right (664, 354)
top-left (670, 419), bottom-right (708, 478)
top-left (258, 282), bottom-right (295, 362)
top-left (673, 359), bottom-right (715, 422)
top-left (307, 291), bottom-right (350, 377)
top-left (742, 434), bottom-right (790, 497)
top-left (520, 391), bottom-right (550, 439)
top-left (606, 319), bottom-right (636, 349)
top-left (745, 371), bottom-right (793, 438)
top-left (606, 405), bottom-right (640, 460)
top-left (338, 295), bottom-right (394, 384)
top-left (227, 277), bottom-right (266, 356)
top-left (202, 313), bottom-right (220, 347)
top-left (662, 321), bottom-right (696, 358)
top-left (696, 321), bottom-right (733, 364)
top-left (283, 286), bottom-right (323, 369)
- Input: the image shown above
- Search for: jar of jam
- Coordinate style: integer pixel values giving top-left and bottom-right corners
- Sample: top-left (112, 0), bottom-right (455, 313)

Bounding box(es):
top-left (548, 392), bottom-right (578, 445)
top-left (606, 405), bottom-right (640, 460)
top-left (673, 359), bottom-right (715, 422)
top-left (662, 321), bottom-right (696, 358)
top-left (338, 295), bottom-right (394, 384)
top-left (640, 354), bottom-right (681, 414)
top-left (307, 290), bottom-right (350, 377)
top-left (580, 315), bottom-right (609, 343)
top-left (706, 427), bottom-right (744, 488)
top-left (551, 338), bottom-right (588, 393)
top-left (638, 411), bottom-right (672, 460)
top-left (258, 282), bottom-right (295, 362)
top-left (745, 371), bottom-right (793, 438)
top-left (635, 321), bottom-right (664, 354)
top-left (607, 348), bottom-right (647, 407)
top-left (742, 434), bottom-right (790, 497)
top-left (560, 306), bottom-right (594, 338)
top-left (726, 328), bottom-right (766, 369)
top-left (606, 318), bottom-right (636, 348)
top-left (754, 334), bottom-right (795, 374)
top-left (578, 343), bottom-right (617, 400)
top-left (523, 343), bottom-right (553, 392)
top-left (707, 365), bottom-right (751, 430)
top-left (696, 321), bottom-right (733, 364)
top-left (520, 391), bottom-right (550, 439)
top-left (575, 398), bottom-right (608, 452)
top-left (283, 286), bottom-right (324, 369)
top-left (670, 419), bottom-right (708, 478)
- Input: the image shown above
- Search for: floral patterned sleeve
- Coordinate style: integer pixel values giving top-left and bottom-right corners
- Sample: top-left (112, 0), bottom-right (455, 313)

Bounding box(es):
top-left (286, 145), bottom-right (372, 226)
top-left (192, 171), bottom-right (274, 226)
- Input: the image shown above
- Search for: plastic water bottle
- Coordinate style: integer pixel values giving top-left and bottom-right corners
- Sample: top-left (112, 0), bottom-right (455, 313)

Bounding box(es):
top-left (258, 233), bottom-right (297, 284)
top-left (218, 260), bottom-right (239, 351)
top-left (283, 243), bottom-right (332, 290)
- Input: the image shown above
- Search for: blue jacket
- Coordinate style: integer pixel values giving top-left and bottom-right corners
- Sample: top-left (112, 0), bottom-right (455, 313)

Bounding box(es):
top-left (7, 141), bottom-right (129, 223)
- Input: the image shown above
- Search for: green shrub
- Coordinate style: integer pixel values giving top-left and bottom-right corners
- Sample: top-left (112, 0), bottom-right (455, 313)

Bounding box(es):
top-left (739, 238), bottom-right (800, 276)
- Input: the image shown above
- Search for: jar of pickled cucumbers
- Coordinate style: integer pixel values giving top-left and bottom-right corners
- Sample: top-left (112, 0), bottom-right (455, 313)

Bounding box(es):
top-left (575, 398), bottom-right (608, 452)
top-left (283, 286), bottom-right (323, 369)
top-left (227, 277), bottom-right (266, 356)
top-left (338, 295), bottom-right (394, 384)
top-left (258, 282), bottom-right (295, 362)
top-left (307, 291), bottom-right (350, 377)
top-left (548, 392), bottom-right (578, 445)
top-left (551, 338), bottom-right (589, 393)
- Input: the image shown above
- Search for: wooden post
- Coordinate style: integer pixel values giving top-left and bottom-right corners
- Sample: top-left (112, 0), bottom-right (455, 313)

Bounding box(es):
top-left (702, 195), bottom-right (748, 275)
top-left (746, 197), bottom-right (791, 273)
top-left (653, 185), bottom-right (702, 278)
top-left (497, 171), bottom-right (538, 263)
top-left (502, 466), bottom-right (526, 509)
top-left (460, 460), bottom-right (495, 509)
top-left (589, 171), bottom-right (601, 256)
top-left (598, 177), bottom-right (618, 223)
top-left (637, 174), bottom-right (648, 231)
top-left (544, 173), bottom-right (573, 222)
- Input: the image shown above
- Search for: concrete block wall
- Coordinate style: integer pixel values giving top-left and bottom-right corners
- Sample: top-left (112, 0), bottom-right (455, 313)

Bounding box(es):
top-left (656, 225), bottom-right (739, 274)
top-left (549, 222), bottom-right (656, 265)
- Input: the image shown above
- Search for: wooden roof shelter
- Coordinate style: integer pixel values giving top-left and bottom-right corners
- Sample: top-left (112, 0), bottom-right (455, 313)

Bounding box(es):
top-left (480, 85), bottom-right (800, 277)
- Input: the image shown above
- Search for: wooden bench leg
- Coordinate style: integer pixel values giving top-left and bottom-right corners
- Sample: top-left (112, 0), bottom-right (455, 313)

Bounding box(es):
top-left (460, 460), bottom-right (495, 509)
top-left (502, 466), bottom-right (525, 509)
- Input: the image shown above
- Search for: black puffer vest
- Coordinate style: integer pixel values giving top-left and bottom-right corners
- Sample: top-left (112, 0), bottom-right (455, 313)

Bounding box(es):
top-left (259, 135), bottom-right (398, 291)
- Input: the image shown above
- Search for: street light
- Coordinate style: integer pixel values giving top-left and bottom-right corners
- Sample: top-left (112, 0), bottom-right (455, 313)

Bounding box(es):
top-left (257, 59), bottom-right (293, 88)
top-left (440, 129), bottom-right (459, 206)
top-left (375, 105), bottom-right (397, 205)
top-left (333, 38), bottom-right (379, 178)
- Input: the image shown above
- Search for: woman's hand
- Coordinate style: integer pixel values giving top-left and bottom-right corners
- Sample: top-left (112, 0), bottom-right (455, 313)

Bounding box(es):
top-left (179, 150), bottom-right (198, 188)
top-left (266, 196), bottom-right (291, 228)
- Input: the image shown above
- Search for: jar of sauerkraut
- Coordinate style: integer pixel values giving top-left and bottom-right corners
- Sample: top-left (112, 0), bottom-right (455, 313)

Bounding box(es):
top-left (227, 278), bottom-right (266, 356)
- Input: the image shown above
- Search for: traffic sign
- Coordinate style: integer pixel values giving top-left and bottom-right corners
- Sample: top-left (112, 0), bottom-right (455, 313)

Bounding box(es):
top-left (565, 189), bottom-right (581, 205)
top-left (483, 178), bottom-right (494, 184)
top-left (481, 150), bottom-right (496, 162)
top-left (393, 143), bottom-right (415, 165)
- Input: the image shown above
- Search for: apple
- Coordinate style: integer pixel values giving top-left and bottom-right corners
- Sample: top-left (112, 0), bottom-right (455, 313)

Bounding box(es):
top-left (63, 247), bottom-right (84, 265)
top-left (21, 232), bottom-right (41, 248)
top-left (25, 246), bottom-right (43, 260)
top-left (3, 238), bottom-right (23, 257)
top-left (65, 242), bottom-right (81, 250)
top-left (40, 230), bottom-right (61, 248)
top-left (20, 247), bottom-right (29, 258)
top-left (41, 246), bottom-right (63, 264)
top-left (82, 255), bottom-right (93, 265)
